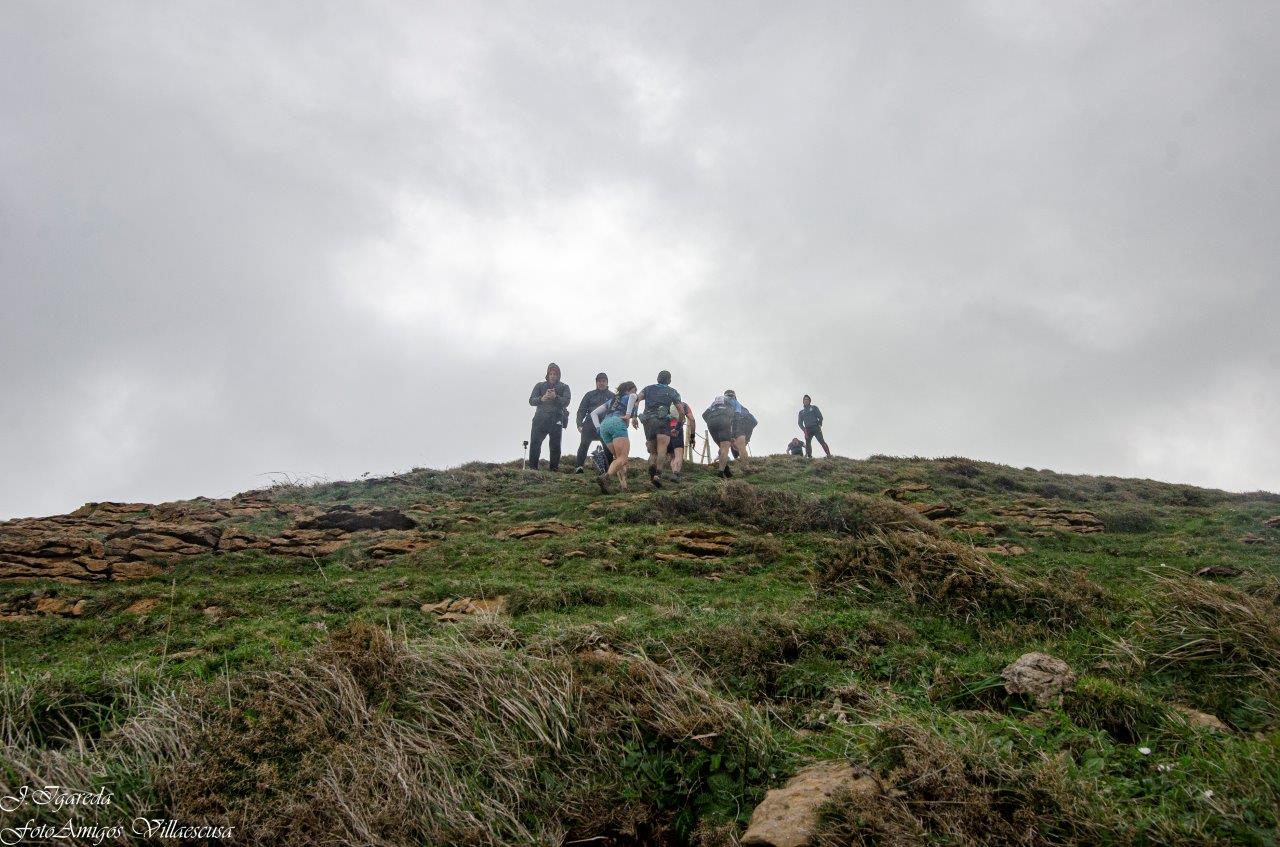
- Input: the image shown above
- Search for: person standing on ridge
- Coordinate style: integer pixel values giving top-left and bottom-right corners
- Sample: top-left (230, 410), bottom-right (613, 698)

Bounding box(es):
top-left (639, 370), bottom-right (682, 488)
top-left (798, 394), bottom-right (831, 458)
top-left (527, 363), bottom-right (571, 471)
top-left (573, 372), bottom-right (615, 473)
top-left (590, 381), bottom-right (639, 493)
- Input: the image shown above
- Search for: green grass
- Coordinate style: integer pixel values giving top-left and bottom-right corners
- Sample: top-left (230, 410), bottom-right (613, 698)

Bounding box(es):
top-left (2, 455), bottom-right (1278, 845)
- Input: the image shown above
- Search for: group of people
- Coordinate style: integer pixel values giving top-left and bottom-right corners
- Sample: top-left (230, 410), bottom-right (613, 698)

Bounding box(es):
top-left (527, 363), bottom-right (832, 493)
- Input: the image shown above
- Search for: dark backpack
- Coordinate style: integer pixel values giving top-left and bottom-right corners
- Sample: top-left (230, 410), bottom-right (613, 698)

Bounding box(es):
top-left (702, 404), bottom-right (732, 430)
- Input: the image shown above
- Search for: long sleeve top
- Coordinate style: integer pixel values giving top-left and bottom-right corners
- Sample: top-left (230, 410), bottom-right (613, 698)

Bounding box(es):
top-left (590, 394), bottom-right (637, 429)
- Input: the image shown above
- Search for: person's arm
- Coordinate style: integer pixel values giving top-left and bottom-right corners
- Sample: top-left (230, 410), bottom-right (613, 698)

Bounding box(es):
top-left (798, 410), bottom-right (804, 430)
top-left (590, 402), bottom-right (608, 429)
top-left (623, 394), bottom-right (638, 426)
top-left (530, 383), bottom-right (544, 407)
top-left (576, 393), bottom-right (590, 427)
top-left (557, 383), bottom-right (571, 411)
top-left (815, 406), bottom-right (823, 426)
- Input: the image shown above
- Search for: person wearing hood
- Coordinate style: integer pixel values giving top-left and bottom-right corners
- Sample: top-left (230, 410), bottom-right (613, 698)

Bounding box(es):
top-left (527, 363), bottom-right (571, 471)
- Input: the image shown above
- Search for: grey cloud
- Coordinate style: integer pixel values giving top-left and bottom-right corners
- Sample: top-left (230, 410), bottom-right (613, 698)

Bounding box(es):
top-left (2, 1), bottom-right (1277, 519)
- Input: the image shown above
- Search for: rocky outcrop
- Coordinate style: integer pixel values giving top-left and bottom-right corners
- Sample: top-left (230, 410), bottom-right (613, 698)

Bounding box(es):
top-left (0, 592), bottom-right (87, 620)
top-left (882, 482), bottom-right (931, 501)
top-left (0, 530), bottom-right (113, 581)
top-left (666, 529), bottom-right (736, 557)
top-left (295, 505), bottom-right (417, 532)
top-left (421, 596), bottom-right (507, 621)
top-left (991, 504), bottom-right (1103, 535)
top-left (365, 531), bottom-right (446, 559)
top-left (1, 496), bottom-right (431, 583)
top-left (742, 761), bottom-right (881, 847)
top-left (910, 501), bottom-right (964, 519)
top-left (978, 542), bottom-right (1029, 556)
top-left (495, 522), bottom-right (575, 540)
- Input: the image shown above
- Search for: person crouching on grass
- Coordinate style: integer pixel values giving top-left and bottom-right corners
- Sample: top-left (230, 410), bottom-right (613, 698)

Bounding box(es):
top-left (589, 382), bottom-right (639, 493)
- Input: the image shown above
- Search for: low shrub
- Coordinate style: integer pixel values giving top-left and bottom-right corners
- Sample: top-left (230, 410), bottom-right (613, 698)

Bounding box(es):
top-left (1118, 572), bottom-right (1280, 728)
top-left (621, 482), bottom-right (936, 537)
top-left (818, 531), bottom-right (1103, 629)
top-left (1098, 506), bottom-right (1158, 534)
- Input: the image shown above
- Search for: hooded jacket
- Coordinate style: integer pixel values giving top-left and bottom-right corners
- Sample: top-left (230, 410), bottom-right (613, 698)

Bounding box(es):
top-left (529, 363), bottom-right (572, 424)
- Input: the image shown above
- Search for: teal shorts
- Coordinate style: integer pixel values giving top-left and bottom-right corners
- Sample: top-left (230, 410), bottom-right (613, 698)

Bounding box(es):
top-left (598, 416), bottom-right (628, 444)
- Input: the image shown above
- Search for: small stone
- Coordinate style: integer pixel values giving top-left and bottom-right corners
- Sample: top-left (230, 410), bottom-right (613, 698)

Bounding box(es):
top-left (1168, 704), bottom-right (1229, 733)
top-left (1001, 652), bottom-right (1076, 707)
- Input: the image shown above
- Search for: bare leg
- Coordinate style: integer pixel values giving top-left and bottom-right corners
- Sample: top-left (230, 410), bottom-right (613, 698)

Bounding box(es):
top-left (654, 434), bottom-right (670, 472)
top-left (717, 441), bottom-right (731, 472)
top-left (607, 436), bottom-right (631, 490)
top-left (732, 435), bottom-right (749, 470)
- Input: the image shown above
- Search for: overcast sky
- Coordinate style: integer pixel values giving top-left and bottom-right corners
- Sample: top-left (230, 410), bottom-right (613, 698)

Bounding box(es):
top-left (2, 1), bottom-right (1277, 519)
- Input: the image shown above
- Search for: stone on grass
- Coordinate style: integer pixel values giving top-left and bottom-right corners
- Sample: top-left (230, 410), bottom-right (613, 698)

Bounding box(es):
top-left (742, 761), bottom-right (880, 847)
top-left (1001, 652), bottom-right (1076, 707)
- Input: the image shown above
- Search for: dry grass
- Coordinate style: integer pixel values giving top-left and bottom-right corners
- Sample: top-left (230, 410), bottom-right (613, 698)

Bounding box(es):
top-left (818, 531), bottom-right (1102, 629)
top-left (2, 623), bottom-right (775, 845)
top-left (813, 720), bottom-right (1074, 847)
top-left (622, 482), bottom-right (937, 536)
top-left (1115, 571), bottom-right (1280, 726)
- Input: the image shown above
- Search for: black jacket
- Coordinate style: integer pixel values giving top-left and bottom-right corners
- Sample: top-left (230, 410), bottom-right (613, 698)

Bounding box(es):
top-left (798, 404), bottom-right (824, 429)
top-left (576, 388), bottom-right (616, 428)
top-left (530, 380), bottom-right (572, 424)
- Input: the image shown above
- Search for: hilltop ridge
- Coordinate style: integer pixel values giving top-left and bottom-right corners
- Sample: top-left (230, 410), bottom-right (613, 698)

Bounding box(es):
top-left (2, 455), bottom-right (1278, 845)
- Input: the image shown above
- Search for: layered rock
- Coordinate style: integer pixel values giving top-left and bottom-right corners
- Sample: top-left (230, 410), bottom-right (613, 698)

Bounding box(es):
top-left (1, 497), bottom-right (425, 583)
top-left (990, 504), bottom-right (1103, 535)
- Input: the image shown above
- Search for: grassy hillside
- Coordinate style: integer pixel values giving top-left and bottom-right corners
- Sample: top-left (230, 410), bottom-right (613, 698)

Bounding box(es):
top-left (2, 455), bottom-right (1278, 845)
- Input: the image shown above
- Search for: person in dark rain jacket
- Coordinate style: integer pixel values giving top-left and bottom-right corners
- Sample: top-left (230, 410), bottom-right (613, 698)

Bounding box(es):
top-left (527, 363), bottom-right (571, 471)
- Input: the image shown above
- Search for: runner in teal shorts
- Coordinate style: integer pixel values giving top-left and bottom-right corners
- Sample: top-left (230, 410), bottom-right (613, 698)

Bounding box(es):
top-left (589, 381), bottom-right (639, 493)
